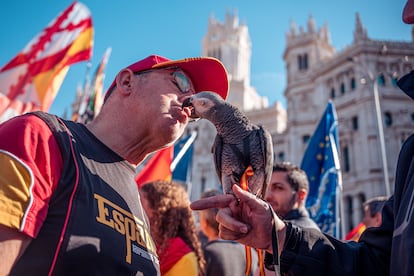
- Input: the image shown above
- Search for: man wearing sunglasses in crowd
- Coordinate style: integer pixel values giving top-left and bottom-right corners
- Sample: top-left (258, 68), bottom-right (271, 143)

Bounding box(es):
top-left (191, 1), bottom-right (414, 275)
top-left (0, 55), bottom-right (228, 275)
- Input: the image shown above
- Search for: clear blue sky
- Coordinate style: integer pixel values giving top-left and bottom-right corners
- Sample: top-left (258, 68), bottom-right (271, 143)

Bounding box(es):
top-left (0, 0), bottom-right (410, 117)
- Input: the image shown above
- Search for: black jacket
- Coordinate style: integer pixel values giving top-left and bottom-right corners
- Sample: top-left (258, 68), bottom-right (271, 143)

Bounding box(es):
top-left (276, 71), bottom-right (414, 275)
top-left (284, 208), bottom-right (320, 231)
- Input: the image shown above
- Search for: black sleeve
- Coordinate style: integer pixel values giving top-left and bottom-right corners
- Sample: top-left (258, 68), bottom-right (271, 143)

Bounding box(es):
top-left (272, 198), bottom-right (393, 276)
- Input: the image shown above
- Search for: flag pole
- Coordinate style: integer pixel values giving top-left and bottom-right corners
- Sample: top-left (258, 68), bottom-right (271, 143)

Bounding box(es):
top-left (372, 79), bottom-right (391, 197)
top-left (170, 131), bottom-right (197, 171)
top-left (330, 132), bottom-right (345, 239)
top-left (76, 62), bottom-right (92, 121)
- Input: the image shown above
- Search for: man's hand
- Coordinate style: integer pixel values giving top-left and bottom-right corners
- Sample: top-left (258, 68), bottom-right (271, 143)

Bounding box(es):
top-left (191, 185), bottom-right (286, 253)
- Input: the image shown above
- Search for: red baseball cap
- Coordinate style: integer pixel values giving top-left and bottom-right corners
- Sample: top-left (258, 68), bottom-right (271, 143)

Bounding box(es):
top-left (403, 0), bottom-right (414, 24)
top-left (105, 55), bottom-right (229, 101)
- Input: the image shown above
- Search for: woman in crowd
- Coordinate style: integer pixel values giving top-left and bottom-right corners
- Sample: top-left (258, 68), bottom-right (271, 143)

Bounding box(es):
top-left (140, 180), bottom-right (205, 275)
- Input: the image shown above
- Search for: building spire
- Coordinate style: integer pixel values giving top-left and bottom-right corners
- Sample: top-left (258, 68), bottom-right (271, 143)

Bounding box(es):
top-left (353, 12), bottom-right (368, 43)
top-left (290, 18), bottom-right (297, 35)
top-left (308, 14), bottom-right (316, 33)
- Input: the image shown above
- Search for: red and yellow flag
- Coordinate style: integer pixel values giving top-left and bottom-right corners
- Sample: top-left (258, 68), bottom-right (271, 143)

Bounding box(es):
top-left (0, 2), bottom-right (93, 123)
top-left (135, 146), bottom-right (174, 188)
top-left (344, 222), bottom-right (366, 241)
top-left (135, 132), bottom-right (197, 188)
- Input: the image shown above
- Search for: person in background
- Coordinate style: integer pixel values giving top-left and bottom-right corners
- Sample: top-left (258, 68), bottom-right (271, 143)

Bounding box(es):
top-left (140, 180), bottom-right (205, 276)
top-left (345, 196), bottom-right (388, 241)
top-left (362, 196), bottom-right (388, 228)
top-left (0, 54), bottom-right (228, 275)
top-left (198, 189), bottom-right (258, 276)
top-left (265, 162), bottom-right (320, 231)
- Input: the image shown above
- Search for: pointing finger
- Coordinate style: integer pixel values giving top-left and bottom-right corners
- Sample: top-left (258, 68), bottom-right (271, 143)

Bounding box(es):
top-left (190, 193), bottom-right (234, 210)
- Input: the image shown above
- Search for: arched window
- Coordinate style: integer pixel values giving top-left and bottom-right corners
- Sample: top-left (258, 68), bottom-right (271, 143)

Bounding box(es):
top-left (343, 146), bottom-right (350, 172)
top-left (352, 116), bottom-right (359, 130)
top-left (331, 87), bottom-right (336, 98)
top-left (346, 196), bottom-right (353, 231)
top-left (384, 112), bottom-right (392, 127)
top-left (377, 73), bottom-right (386, 86)
top-left (340, 82), bottom-right (346, 94)
top-left (350, 77), bottom-right (356, 90)
top-left (298, 54), bottom-right (309, 71)
top-left (302, 135), bottom-right (310, 144)
top-left (277, 152), bottom-right (285, 162)
top-left (358, 193), bottom-right (366, 218)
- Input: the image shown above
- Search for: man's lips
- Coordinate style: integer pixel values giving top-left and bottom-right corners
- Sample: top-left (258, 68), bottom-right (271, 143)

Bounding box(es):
top-left (182, 106), bottom-right (192, 118)
top-left (171, 106), bottom-right (191, 124)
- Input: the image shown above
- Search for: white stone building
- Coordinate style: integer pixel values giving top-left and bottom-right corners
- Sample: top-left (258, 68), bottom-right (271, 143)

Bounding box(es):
top-left (185, 10), bottom-right (414, 234)
top-left (279, 14), bottom-right (414, 232)
top-left (184, 10), bottom-right (286, 202)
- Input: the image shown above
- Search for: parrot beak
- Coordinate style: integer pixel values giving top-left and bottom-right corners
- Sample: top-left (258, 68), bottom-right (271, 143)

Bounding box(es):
top-left (182, 97), bottom-right (200, 119)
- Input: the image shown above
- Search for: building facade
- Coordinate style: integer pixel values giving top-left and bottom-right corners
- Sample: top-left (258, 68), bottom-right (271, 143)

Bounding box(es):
top-left (185, 10), bottom-right (286, 201)
top-left (186, 11), bottom-right (414, 234)
top-left (279, 14), bottom-right (414, 232)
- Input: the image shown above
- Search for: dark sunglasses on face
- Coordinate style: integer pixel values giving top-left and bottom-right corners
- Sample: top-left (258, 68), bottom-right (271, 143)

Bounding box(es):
top-left (134, 66), bottom-right (193, 94)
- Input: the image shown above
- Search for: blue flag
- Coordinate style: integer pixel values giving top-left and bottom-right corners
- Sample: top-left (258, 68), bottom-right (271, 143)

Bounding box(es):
top-left (301, 101), bottom-right (341, 237)
top-left (172, 131), bottom-right (197, 184)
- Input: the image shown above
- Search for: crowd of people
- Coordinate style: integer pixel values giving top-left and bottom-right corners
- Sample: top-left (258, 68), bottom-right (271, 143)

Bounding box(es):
top-left (0, 0), bottom-right (413, 275)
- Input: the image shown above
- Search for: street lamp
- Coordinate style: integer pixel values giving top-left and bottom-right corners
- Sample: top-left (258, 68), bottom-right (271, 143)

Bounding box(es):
top-left (349, 57), bottom-right (391, 197)
top-left (370, 75), bottom-right (391, 197)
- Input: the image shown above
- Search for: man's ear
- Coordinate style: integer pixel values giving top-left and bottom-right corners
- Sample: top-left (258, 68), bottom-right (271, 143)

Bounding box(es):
top-left (374, 212), bottom-right (383, 227)
top-left (297, 189), bottom-right (307, 202)
top-left (115, 68), bottom-right (134, 96)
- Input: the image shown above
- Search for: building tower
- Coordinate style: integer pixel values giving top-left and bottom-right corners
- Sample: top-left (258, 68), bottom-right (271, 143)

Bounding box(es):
top-left (202, 9), bottom-right (268, 111)
top-left (281, 15), bottom-right (336, 166)
top-left (278, 13), bottom-right (414, 233)
top-left (186, 10), bottom-right (286, 200)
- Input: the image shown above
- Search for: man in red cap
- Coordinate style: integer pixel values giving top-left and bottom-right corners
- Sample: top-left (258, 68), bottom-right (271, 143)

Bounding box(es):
top-left (191, 2), bottom-right (414, 275)
top-left (0, 54), bottom-right (228, 275)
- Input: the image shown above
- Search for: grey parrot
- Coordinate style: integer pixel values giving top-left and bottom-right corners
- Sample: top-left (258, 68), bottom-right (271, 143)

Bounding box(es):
top-left (182, 91), bottom-right (273, 198)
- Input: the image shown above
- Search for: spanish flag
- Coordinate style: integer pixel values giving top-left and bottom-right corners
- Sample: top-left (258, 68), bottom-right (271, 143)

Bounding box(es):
top-left (136, 131), bottom-right (197, 188)
top-left (344, 222), bottom-right (366, 241)
top-left (0, 2), bottom-right (93, 123)
top-left (135, 146), bottom-right (174, 188)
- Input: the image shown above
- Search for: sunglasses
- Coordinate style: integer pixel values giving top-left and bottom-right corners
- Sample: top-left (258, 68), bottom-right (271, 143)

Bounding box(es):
top-left (134, 66), bottom-right (193, 94)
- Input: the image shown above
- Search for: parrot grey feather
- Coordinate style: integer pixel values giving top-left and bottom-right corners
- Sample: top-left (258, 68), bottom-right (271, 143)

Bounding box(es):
top-left (182, 91), bottom-right (273, 198)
